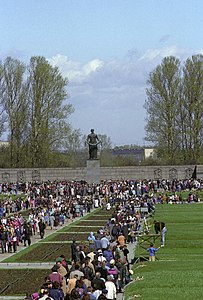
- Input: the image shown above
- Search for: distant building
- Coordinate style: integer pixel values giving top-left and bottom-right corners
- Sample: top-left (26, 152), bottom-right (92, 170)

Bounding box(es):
top-left (111, 148), bottom-right (144, 163)
top-left (111, 147), bottom-right (155, 163)
top-left (0, 141), bottom-right (9, 147)
top-left (144, 148), bottom-right (155, 159)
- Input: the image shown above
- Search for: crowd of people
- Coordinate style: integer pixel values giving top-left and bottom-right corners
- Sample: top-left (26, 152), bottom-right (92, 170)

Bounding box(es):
top-left (0, 177), bottom-right (201, 254)
top-left (0, 178), bottom-right (201, 299)
top-left (0, 178), bottom-right (202, 202)
top-left (26, 202), bottom-right (141, 300)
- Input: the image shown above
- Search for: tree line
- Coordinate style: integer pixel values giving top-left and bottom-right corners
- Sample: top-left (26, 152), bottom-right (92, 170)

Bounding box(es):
top-left (0, 54), bottom-right (202, 168)
top-left (0, 56), bottom-right (116, 168)
top-left (144, 54), bottom-right (203, 165)
top-left (0, 56), bottom-right (79, 168)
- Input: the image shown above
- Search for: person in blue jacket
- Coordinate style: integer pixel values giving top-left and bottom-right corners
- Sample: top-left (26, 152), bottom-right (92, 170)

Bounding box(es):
top-left (147, 243), bottom-right (160, 261)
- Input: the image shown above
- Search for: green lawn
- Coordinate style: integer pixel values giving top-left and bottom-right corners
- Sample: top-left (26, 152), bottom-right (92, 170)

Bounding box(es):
top-left (157, 190), bottom-right (203, 202)
top-left (125, 203), bottom-right (203, 300)
top-left (0, 194), bottom-right (26, 200)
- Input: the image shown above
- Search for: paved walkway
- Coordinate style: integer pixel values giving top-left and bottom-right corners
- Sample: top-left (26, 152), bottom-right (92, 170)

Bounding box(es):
top-left (117, 242), bottom-right (136, 300)
top-left (0, 211), bottom-right (93, 263)
top-left (0, 224), bottom-right (68, 263)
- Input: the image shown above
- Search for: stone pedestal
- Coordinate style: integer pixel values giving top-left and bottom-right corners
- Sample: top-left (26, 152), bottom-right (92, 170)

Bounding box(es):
top-left (86, 159), bottom-right (100, 184)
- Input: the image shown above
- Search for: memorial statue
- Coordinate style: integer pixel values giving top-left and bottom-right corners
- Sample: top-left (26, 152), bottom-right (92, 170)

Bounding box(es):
top-left (86, 129), bottom-right (101, 160)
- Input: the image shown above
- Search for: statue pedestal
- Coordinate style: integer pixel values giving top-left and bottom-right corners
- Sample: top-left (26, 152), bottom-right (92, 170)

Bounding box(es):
top-left (86, 159), bottom-right (100, 184)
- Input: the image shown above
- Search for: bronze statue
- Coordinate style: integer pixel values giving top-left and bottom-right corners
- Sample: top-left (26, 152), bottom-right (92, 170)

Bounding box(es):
top-left (86, 129), bottom-right (101, 159)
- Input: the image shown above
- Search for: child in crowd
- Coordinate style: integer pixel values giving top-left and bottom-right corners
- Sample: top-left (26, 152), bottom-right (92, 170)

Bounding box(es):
top-left (147, 243), bottom-right (160, 261)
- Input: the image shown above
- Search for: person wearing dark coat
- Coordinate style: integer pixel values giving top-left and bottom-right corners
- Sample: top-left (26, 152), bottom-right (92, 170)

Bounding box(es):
top-left (71, 239), bottom-right (77, 262)
top-left (0, 228), bottom-right (7, 253)
top-left (38, 219), bottom-right (46, 239)
top-left (96, 261), bottom-right (108, 281)
top-left (103, 247), bottom-right (113, 267)
top-left (91, 272), bottom-right (105, 291)
top-left (121, 222), bottom-right (129, 241)
top-left (49, 281), bottom-right (64, 300)
top-left (23, 222), bottom-right (32, 246)
top-left (154, 221), bottom-right (165, 234)
top-left (111, 223), bottom-right (121, 239)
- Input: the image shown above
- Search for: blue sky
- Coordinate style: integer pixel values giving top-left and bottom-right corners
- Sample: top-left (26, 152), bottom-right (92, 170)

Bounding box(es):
top-left (1, 0), bottom-right (203, 145)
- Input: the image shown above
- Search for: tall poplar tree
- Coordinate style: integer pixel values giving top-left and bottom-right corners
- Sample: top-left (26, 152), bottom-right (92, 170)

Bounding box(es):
top-left (27, 56), bottom-right (73, 167)
top-left (0, 57), bottom-right (29, 166)
top-left (182, 55), bottom-right (203, 162)
top-left (144, 56), bottom-right (181, 162)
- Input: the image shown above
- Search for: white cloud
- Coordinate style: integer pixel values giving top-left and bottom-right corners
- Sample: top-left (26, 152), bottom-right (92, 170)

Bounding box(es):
top-left (196, 49), bottom-right (203, 55)
top-left (48, 54), bottom-right (103, 82)
top-left (47, 46), bottom-right (198, 145)
top-left (138, 45), bottom-right (190, 61)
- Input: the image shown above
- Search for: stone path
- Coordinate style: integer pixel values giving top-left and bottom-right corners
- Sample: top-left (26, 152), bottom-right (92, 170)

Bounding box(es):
top-left (0, 222), bottom-right (70, 263)
top-left (0, 211), bottom-right (92, 263)
top-left (117, 242), bottom-right (136, 300)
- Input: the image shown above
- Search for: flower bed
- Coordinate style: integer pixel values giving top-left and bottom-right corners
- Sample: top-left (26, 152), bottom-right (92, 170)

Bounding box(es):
top-left (92, 209), bottom-right (114, 215)
top-left (0, 206), bottom-right (114, 296)
top-left (9, 243), bottom-right (71, 262)
top-left (76, 220), bottom-right (107, 226)
top-left (85, 214), bottom-right (112, 220)
top-left (0, 269), bottom-right (49, 296)
top-left (48, 233), bottom-right (88, 242)
top-left (58, 226), bottom-right (102, 233)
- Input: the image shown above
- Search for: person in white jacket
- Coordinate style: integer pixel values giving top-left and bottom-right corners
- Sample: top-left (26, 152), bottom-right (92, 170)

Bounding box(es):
top-left (105, 275), bottom-right (117, 300)
top-left (161, 226), bottom-right (167, 247)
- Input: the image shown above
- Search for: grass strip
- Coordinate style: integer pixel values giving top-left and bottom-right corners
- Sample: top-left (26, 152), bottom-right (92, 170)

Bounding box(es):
top-left (125, 203), bottom-right (203, 300)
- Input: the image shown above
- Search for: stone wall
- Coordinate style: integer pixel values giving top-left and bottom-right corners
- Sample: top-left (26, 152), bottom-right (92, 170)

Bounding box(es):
top-left (0, 165), bottom-right (202, 183)
top-left (100, 165), bottom-right (202, 181)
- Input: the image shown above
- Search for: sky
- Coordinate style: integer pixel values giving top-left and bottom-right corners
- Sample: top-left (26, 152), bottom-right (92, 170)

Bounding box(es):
top-left (0, 0), bottom-right (203, 146)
